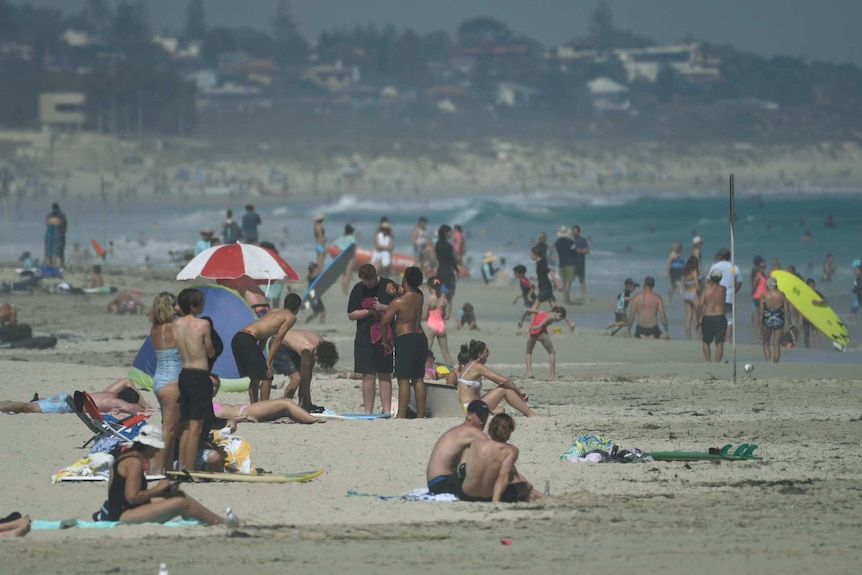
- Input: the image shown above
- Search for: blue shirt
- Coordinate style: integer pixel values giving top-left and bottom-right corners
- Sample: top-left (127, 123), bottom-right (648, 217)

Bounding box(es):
top-left (242, 211), bottom-right (261, 242)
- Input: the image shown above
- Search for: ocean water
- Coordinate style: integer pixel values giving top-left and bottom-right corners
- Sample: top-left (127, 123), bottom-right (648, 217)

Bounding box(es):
top-left (2, 189), bottom-right (860, 340)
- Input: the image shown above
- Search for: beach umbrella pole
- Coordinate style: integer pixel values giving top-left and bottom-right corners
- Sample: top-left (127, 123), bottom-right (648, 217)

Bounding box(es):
top-left (729, 174), bottom-right (737, 383)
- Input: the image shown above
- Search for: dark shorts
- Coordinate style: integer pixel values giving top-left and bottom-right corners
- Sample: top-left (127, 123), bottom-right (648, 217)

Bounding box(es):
top-left (635, 325), bottom-right (662, 338)
top-left (574, 262), bottom-right (586, 280)
top-left (670, 268), bottom-right (682, 284)
top-left (354, 341), bottom-right (393, 375)
top-left (614, 312), bottom-right (627, 322)
top-left (394, 332), bottom-right (428, 379)
top-left (231, 331), bottom-right (268, 380)
top-left (537, 287), bottom-right (554, 303)
top-left (427, 473), bottom-right (460, 495)
top-left (701, 315), bottom-right (728, 344)
top-left (178, 368), bottom-right (215, 422)
top-left (272, 347), bottom-right (301, 376)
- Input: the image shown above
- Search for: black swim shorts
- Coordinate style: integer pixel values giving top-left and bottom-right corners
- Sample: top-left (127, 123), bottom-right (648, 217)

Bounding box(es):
top-left (635, 325), bottom-right (662, 339)
top-left (354, 341), bottom-right (393, 375)
top-left (394, 332), bottom-right (428, 379)
top-left (178, 368), bottom-right (215, 422)
top-left (272, 347), bottom-right (301, 376)
top-left (231, 331), bottom-right (269, 380)
top-left (701, 315), bottom-right (728, 344)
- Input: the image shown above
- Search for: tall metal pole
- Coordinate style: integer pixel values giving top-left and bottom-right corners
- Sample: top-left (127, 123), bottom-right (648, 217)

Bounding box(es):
top-left (729, 174), bottom-right (737, 383)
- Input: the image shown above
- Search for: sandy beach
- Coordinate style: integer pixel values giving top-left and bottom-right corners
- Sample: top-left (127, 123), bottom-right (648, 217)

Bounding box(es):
top-left (1, 265), bottom-right (861, 574)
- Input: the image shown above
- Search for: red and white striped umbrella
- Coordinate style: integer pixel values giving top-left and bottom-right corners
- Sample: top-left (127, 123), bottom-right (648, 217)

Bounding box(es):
top-left (176, 243), bottom-right (300, 282)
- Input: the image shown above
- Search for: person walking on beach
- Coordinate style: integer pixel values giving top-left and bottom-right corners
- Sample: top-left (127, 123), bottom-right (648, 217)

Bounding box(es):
top-left (334, 224), bottom-right (357, 295)
top-left (707, 248), bottom-right (743, 342)
top-left (518, 306), bottom-right (569, 379)
top-left (456, 413), bottom-right (540, 503)
top-left (313, 211), bottom-right (327, 272)
top-left (681, 256), bottom-right (701, 340)
top-left (435, 225), bottom-right (460, 307)
top-left (347, 264), bottom-right (397, 414)
top-left (371, 221), bottom-right (394, 278)
top-left (412, 217), bottom-right (431, 273)
top-left (571, 225), bottom-right (590, 301)
top-left (423, 277), bottom-right (453, 366)
top-left (241, 204), bottom-right (261, 245)
top-left (851, 265), bottom-right (862, 323)
top-left (44, 202), bottom-right (67, 268)
top-left (802, 278), bottom-right (827, 350)
top-left (665, 241), bottom-right (685, 302)
top-left (606, 278), bottom-right (638, 335)
top-left (426, 400), bottom-right (490, 495)
top-left (555, 225), bottom-right (576, 304)
top-left (380, 266), bottom-right (428, 419)
top-left (750, 257), bottom-right (768, 333)
top-left (173, 288), bottom-right (217, 471)
top-left (626, 276), bottom-right (669, 339)
top-left (696, 269), bottom-right (727, 362)
top-left (691, 236), bottom-right (704, 284)
top-left (529, 245), bottom-right (561, 311)
top-left (759, 277), bottom-right (791, 363)
top-left (230, 293), bottom-right (299, 403)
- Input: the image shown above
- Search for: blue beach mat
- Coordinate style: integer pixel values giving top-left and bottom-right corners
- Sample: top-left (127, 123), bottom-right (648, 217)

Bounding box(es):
top-left (32, 519), bottom-right (202, 530)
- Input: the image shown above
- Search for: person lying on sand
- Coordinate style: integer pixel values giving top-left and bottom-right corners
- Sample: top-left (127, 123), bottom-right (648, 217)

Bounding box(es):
top-left (455, 413), bottom-right (541, 503)
top-left (0, 378), bottom-right (151, 415)
top-left (211, 373), bottom-right (323, 424)
top-left (0, 512), bottom-right (30, 537)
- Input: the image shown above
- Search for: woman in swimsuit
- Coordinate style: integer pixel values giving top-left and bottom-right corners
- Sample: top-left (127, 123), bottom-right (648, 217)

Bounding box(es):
top-left (148, 292), bottom-right (183, 473)
top-left (105, 424), bottom-right (222, 525)
top-left (423, 277), bottom-right (453, 366)
top-left (681, 256), bottom-right (700, 340)
top-left (456, 340), bottom-right (536, 417)
top-left (665, 241), bottom-right (685, 302)
top-left (759, 277), bottom-right (791, 363)
top-left (212, 397), bottom-right (323, 424)
top-left (371, 222), bottom-right (394, 278)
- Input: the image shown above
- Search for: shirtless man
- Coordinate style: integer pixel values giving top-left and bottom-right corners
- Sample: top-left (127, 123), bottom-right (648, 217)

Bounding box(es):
top-left (456, 413), bottom-right (539, 503)
top-left (0, 378), bottom-right (150, 415)
top-left (626, 276), bottom-right (669, 339)
top-left (0, 303), bottom-right (17, 326)
top-left (231, 293), bottom-right (299, 403)
top-left (273, 328), bottom-right (340, 412)
top-left (426, 400), bottom-right (490, 494)
top-left (173, 288), bottom-right (217, 471)
top-left (380, 266), bottom-right (428, 419)
top-left (696, 269), bottom-right (728, 362)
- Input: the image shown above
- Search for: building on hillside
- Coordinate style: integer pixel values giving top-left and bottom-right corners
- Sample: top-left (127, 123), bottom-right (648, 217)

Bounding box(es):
top-left (587, 77), bottom-right (630, 112)
top-left (496, 82), bottom-right (537, 108)
top-left (614, 44), bottom-right (721, 83)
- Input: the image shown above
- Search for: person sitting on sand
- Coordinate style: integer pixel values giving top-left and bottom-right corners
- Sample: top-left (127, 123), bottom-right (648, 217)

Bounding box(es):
top-left (102, 425), bottom-right (224, 525)
top-left (518, 306), bottom-right (570, 379)
top-left (0, 378), bottom-right (150, 415)
top-left (457, 340), bottom-right (536, 417)
top-left (85, 264), bottom-right (104, 288)
top-left (0, 512), bottom-right (30, 537)
top-left (272, 328), bottom-right (340, 413)
top-left (455, 413), bottom-right (540, 503)
top-left (456, 303), bottom-right (479, 330)
top-left (625, 276), bottom-right (669, 339)
top-left (107, 291), bottom-right (144, 315)
top-left (426, 400), bottom-right (490, 495)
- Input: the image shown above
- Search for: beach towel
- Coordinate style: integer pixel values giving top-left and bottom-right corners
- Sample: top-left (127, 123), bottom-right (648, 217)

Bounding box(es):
top-left (32, 519), bottom-right (201, 530)
top-left (346, 488), bottom-right (458, 502)
top-left (212, 430), bottom-right (253, 473)
top-left (52, 454), bottom-right (114, 483)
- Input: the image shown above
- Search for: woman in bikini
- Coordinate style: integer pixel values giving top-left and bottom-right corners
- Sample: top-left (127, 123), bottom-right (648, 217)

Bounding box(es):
top-left (211, 374), bottom-right (322, 424)
top-left (423, 277), bottom-right (453, 366)
top-left (104, 425), bottom-right (223, 525)
top-left (456, 340), bottom-right (536, 417)
top-left (759, 277), bottom-right (791, 363)
top-left (148, 292), bottom-right (183, 473)
top-left (681, 256), bottom-right (700, 340)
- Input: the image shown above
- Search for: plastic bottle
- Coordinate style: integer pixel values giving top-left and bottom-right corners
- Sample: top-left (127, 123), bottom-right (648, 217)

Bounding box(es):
top-left (544, 480), bottom-right (550, 496)
top-left (225, 507), bottom-right (240, 537)
top-left (158, 563), bottom-right (169, 575)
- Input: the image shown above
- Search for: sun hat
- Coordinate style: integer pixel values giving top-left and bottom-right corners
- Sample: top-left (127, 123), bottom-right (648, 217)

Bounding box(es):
top-left (692, 236), bottom-right (702, 245)
top-left (556, 225), bottom-right (571, 238)
top-left (314, 211), bottom-right (325, 222)
top-left (200, 227), bottom-right (213, 236)
top-left (767, 277), bottom-right (778, 289)
top-left (483, 251), bottom-right (497, 263)
top-left (134, 424), bottom-right (165, 449)
top-left (709, 268), bottom-right (723, 281)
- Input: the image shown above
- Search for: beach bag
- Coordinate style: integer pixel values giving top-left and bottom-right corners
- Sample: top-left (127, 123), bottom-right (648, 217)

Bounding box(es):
top-left (0, 323), bottom-right (32, 342)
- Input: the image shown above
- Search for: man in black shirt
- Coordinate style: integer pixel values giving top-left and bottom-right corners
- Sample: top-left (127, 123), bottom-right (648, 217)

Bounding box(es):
top-left (435, 225), bottom-right (460, 307)
top-left (347, 264), bottom-right (397, 414)
top-left (554, 225), bottom-right (576, 304)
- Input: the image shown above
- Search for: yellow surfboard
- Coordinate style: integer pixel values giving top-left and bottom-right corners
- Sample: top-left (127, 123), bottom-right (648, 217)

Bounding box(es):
top-left (770, 270), bottom-right (849, 346)
top-left (167, 469), bottom-right (324, 483)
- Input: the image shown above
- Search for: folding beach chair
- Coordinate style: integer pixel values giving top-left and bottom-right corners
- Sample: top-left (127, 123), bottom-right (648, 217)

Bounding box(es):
top-left (71, 391), bottom-right (148, 449)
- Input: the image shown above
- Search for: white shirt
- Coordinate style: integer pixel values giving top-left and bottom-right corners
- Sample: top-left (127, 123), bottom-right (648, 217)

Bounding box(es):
top-left (708, 260), bottom-right (743, 304)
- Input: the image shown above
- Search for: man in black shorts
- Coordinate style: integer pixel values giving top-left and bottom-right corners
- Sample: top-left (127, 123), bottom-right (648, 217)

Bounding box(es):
top-left (380, 266), bottom-right (428, 418)
top-left (697, 269), bottom-right (728, 362)
top-left (173, 288), bottom-right (217, 471)
top-left (347, 264), bottom-right (397, 414)
top-left (626, 276), bottom-right (669, 339)
top-left (571, 225), bottom-right (590, 301)
top-left (426, 400), bottom-right (490, 494)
